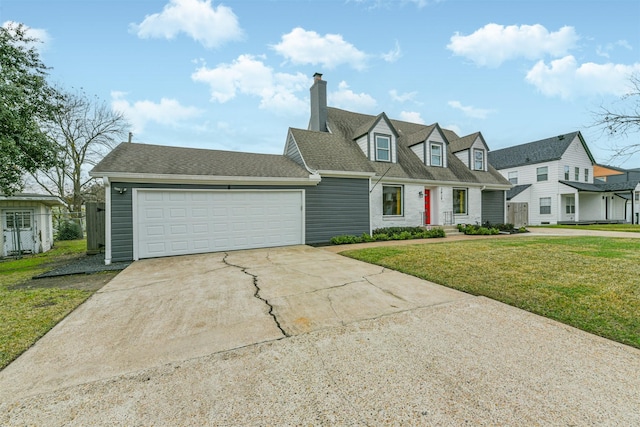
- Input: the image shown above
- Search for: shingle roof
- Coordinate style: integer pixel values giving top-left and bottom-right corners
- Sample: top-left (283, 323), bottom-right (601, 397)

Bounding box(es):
top-left (91, 142), bottom-right (311, 178)
top-left (290, 107), bottom-right (511, 187)
top-left (506, 184), bottom-right (531, 200)
top-left (449, 132), bottom-right (481, 153)
top-left (560, 180), bottom-right (638, 192)
top-left (488, 132), bottom-right (589, 170)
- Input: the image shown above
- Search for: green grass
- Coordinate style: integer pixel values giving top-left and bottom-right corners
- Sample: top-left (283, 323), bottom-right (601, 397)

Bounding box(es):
top-left (343, 236), bottom-right (640, 348)
top-left (0, 240), bottom-right (91, 370)
top-left (534, 224), bottom-right (640, 233)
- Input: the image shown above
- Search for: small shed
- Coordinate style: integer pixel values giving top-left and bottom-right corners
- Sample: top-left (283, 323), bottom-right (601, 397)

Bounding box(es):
top-left (0, 194), bottom-right (65, 257)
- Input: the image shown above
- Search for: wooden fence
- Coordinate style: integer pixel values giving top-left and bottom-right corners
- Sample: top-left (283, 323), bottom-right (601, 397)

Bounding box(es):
top-left (85, 202), bottom-right (105, 255)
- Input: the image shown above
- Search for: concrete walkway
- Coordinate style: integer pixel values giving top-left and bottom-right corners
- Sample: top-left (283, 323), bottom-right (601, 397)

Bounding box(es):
top-left (1, 240), bottom-right (639, 425)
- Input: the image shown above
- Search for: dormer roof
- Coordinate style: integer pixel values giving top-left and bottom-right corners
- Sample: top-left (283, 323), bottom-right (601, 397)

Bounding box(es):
top-left (288, 106), bottom-right (511, 187)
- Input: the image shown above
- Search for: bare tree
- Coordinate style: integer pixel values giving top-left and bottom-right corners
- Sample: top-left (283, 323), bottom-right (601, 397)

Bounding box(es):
top-left (32, 88), bottom-right (129, 215)
top-left (592, 73), bottom-right (640, 162)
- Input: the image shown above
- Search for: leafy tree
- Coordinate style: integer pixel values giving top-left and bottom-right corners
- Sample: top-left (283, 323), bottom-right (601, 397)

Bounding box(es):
top-left (31, 88), bottom-right (129, 215)
top-left (592, 73), bottom-right (640, 162)
top-left (0, 22), bottom-right (61, 195)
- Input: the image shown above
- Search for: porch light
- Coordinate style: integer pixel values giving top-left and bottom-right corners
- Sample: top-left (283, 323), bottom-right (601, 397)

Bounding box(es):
top-left (419, 191), bottom-right (424, 198)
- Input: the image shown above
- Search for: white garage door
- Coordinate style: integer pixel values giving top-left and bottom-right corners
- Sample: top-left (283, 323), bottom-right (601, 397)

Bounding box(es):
top-left (135, 189), bottom-right (304, 259)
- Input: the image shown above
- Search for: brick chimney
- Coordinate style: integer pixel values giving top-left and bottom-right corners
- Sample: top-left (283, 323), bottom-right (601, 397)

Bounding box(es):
top-left (309, 72), bottom-right (327, 132)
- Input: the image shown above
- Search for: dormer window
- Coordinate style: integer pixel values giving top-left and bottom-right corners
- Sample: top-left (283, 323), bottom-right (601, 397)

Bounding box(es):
top-left (431, 143), bottom-right (443, 166)
top-left (474, 149), bottom-right (485, 171)
top-left (375, 134), bottom-right (391, 162)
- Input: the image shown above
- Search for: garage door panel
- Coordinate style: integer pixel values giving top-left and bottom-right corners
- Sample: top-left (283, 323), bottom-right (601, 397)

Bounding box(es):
top-left (136, 190), bottom-right (303, 259)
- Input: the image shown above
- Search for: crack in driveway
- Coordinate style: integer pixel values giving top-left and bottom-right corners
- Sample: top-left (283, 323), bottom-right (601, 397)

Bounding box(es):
top-left (222, 253), bottom-right (289, 337)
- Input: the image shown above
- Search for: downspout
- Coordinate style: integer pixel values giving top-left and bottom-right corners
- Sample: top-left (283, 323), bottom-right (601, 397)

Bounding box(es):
top-left (103, 177), bottom-right (112, 265)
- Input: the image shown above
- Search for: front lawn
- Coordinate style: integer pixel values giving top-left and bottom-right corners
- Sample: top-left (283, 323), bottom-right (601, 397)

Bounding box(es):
top-left (535, 224), bottom-right (640, 233)
top-left (0, 240), bottom-right (92, 370)
top-left (342, 236), bottom-right (640, 348)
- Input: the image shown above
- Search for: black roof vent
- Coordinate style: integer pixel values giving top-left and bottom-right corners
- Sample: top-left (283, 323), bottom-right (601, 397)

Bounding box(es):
top-left (558, 134), bottom-right (564, 140)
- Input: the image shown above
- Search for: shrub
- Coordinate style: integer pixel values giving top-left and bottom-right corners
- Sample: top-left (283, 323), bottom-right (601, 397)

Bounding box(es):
top-left (459, 224), bottom-right (499, 235)
top-left (56, 220), bottom-right (84, 240)
top-left (331, 226), bottom-right (446, 245)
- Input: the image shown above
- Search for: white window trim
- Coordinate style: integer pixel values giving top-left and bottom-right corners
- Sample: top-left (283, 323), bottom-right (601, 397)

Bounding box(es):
top-left (565, 195), bottom-right (575, 214)
top-left (382, 185), bottom-right (404, 217)
top-left (537, 166), bottom-right (548, 182)
top-left (540, 197), bottom-right (551, 215)
top-left (375, 134), bottom-right (391, 162)
top-left (508, 171), bottom-right (518, 185)
top-left (564, 165), bottom-right (570, 180)
top-left (453, 188), bottom-right (468, 215)
top-left (474, 149), bottom-right (485, 171)
top-left (430, 142), bottom-right (443, 167)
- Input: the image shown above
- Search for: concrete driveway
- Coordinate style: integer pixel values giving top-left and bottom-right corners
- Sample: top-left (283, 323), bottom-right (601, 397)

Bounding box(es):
top-left (1, 244), bottom-right (639, 425)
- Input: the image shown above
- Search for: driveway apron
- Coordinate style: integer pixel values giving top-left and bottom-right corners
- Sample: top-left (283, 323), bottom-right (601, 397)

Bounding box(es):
top-left (1, 243), bottom-right (639, 425)
top-left (0, 245), bottom-right (467, 400)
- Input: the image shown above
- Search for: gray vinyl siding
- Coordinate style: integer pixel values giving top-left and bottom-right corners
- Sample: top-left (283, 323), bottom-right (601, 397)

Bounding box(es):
top-left (305, 177), bottom-right (370, 244)
top-left (109, 179), bottom-right (370, 261)
top-left (481, 190), bottom-right (505, 225)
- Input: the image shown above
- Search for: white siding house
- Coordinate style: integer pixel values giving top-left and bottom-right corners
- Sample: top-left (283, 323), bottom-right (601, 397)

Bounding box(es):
top-left (1, 194), bottom-right (64, 257)
top-left (489, 132), bottom-right (636, 225)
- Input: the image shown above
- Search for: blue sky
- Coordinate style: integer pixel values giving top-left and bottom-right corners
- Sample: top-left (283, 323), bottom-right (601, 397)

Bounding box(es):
top-left (3, 0), bottom-right (640, 166)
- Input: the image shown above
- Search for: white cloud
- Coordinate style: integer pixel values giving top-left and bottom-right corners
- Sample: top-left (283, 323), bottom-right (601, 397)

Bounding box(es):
top-left (271, 27), bottom-right (368, 70)
top-left (2, 21), bottom-right (50, 51)
top-left (382, 41), bottom-right (402, 62)
top-left (111, 91), bottom-right (202, 134)
top-left (191, 55), bottom-right (308, 116)
top-left (447, 23), bottom-right (579, 67)
top-left (525, 55), bottom-right (640, 99)
top-left (596, 40), bottom-right (633, 58)
top-left (330, 81), bottom-right (377, 111)
top-left (389, 89), bottom-right (418, 103)
top-left (130, 0), bottom-right (243, 48)
top-left (448, 100), bottom-right (493, 119)
top-left (398, 111), bottom-right (424, 124)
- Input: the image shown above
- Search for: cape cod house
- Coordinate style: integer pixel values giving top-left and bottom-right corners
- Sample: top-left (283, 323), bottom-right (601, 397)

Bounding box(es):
top-left (91, 74), bottom-right (511, 263)
top-left (488, 132), bottom-right (638, 225)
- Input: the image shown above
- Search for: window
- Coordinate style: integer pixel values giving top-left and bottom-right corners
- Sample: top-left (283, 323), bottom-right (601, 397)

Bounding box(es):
top-left (575, 167), bottom-right (580, 181)
top-left (540, 197), bottom-right (551, 215)
top-left (453, 188), bottom-right (467, 215)
top-left (584, 168), bottom-right (589, 182)
top-left (508, 171), bottom-right (518, 185)
top-left (564, 165), bottom-right (570, 180)
top-left (636, 192), bottom-right (639, 201)
top-left (537, 166), bottom-right (548, 182)
top-left (375, 134), bottom-right (391, 162)
top-left (430, 143), bottom-right (442, 167)
top-left (565, 195), bottom-right (575, 214)
top-left (474, 149), bottom-right (485, 170)
top-left (382, 185), bottom-right (403, 216)
top-left (5, 211), bottom-right (32, 229)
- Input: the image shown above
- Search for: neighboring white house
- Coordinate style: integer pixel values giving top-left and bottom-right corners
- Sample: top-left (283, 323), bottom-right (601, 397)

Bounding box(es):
top-left (594, 165), bottom-right (640, 224)
top-left (0, 194), bottom-right (64, 257)
top-left (488, 132), bottom-right (637, 225)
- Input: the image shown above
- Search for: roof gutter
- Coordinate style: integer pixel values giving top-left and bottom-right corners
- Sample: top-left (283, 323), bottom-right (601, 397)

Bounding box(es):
top-left (89, 172), bottom-right (322, 186)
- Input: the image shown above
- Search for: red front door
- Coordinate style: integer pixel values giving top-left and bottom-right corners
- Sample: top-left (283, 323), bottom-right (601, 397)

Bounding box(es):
top-left (424, 189), bottom-right (431, 225)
